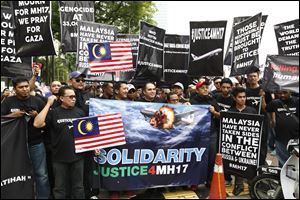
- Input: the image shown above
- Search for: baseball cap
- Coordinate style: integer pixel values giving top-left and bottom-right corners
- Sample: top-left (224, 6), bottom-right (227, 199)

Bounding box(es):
top-left (172, 82), bottom-right (184, 90)
top-left (196, 80), bottom-right (209, 89)
top-left (69, 71), bottom-right (86, 79)
top-left (127, 84), bottom-right (136, 92)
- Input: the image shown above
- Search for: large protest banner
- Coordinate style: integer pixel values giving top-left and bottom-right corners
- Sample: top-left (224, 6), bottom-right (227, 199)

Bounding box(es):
top-left (224, 15), bottom-right (268, 66)
top-left (274, 19), bottom-right (299, 56)
top-left (1, 117), bottom-right (34, 199)
top-left (262, 55), bottom-right (299, 93)
top-left (89, 98), bottom-right (210, 191)
top-left (230, 13), bottom-right (262, 76)
top-left (135, 21), bottom-right (165, 82)
top-left (116, 34), bottom-right (139, 82)
top-left (1, 6), bottom-right (32, 78)
top-left (188, 21), bottom-right (227, 77)
top-left (164, 34), bottom-right (189, 85)
top-left (59, 1), bottom-right (95, 52)
top-left (219, 112), bottom-right (264, 179)
top-left (12, 1), bottom-right (56, 56)
top-left (76, 21), bottom-right (117, 71)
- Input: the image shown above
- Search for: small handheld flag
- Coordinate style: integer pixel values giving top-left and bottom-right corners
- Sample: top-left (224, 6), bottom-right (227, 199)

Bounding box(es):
top-left (73, 113), bottom-right (126, 153)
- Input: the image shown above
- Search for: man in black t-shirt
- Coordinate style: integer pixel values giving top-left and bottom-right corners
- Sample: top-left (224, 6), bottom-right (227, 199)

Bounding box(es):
top-left (138, 82), bottom-right (164, 103)
top-left (1, 77), bottom-right (50, 199)
top-left (210, 77), bottom-right (222, 98)
top-left (69, 71), bottom-right (93, 116)
top-left (266, 89), bottom-right (299, 166)
top-left (215, 78), bottom-right (234, 112)
top-left (34, 86), bottom-right (85, 199)
top-left (114, 82), bottom-right (128, 100)
top-left (246, 69), bottom-right (270, 167)
top-left (69, 71), bottom-right (96, 198)
top-left (228, 87), bottom-right (257, 196)
top-left (190, 80), bottom-right (220, 187)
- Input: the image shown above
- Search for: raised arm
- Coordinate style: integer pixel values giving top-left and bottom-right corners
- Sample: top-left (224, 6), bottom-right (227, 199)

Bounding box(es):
top-left (34, 95), bottom-right (57, 128)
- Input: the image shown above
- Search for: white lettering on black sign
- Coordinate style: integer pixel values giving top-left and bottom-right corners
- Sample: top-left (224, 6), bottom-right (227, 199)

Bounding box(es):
top-left (220, 112), bottom-right (264, 178)
top-left (77, 21), bottom-right (116, 68)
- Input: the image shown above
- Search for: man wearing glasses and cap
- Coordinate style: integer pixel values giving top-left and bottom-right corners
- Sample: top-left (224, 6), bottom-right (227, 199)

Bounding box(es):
top-left (69, 71), bottom-right (95, 198)
top-left (69, 71), bottom-right (93, 116)
top-left (171, 82), bottom-right (189, 103)
top-left (127, 84), bottom-right (139, 101)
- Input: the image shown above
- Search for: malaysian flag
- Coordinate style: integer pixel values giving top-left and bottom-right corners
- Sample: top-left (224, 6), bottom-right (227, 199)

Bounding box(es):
top-left (72, 113), bottom-right (126, 153)
top-left (88, 42), bottom-right (133, 73)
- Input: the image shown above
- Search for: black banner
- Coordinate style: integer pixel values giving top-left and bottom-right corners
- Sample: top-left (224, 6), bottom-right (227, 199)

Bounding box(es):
top-left (1, 6), bottom-right (32, 78)
top-left (116, 34), bottom-right (139, 82)
top-left (59, 1), bottom-right (94, 53)
top-left (224, 15), bottom-right (268, 66)
top-left (188, 21), bottom-right (227, 76)
top-left (274, 19), bottom-right (299, 56)
top-left (76, 21), bottom-right (117, 71)
top-left (164, 34), bottom-right (189, 85)
top-left (1, 117), bottom-right (34, 199)
top-left (262, 55), bottom-right (299, 93)
top-left (230, 13), bottom-right (262, 76)
top-left (12, 1), bottom-right (56, 56)
top-left (219, 112), bottom-right (264, 179)
top-left (134, 21), bottom-right (165, 81)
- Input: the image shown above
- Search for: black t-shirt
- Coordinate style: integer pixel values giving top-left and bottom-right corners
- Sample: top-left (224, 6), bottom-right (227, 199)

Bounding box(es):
top-left (245, 85), bottom-right (272, 113)
top-left (75, 89), bottom-right (93, 116)
top-left (190, 94), bottom-right (221, 136)
top-left (228, 106), bottom-right (257, 114)
top-left (215, 94), bottom-right (234, 112)
top-left (246, 86), bottom-right (262, 113)
top-left (210, 90), bottom-right (221, 98)
top-left (45, 106), bottom-right (86, 162)
top-left (266, 98), bottom-right (299, 145)
top-left (1, 95), bottom-right (45, 145)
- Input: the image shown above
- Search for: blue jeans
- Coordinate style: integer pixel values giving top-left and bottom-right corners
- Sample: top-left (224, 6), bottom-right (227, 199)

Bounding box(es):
top-left (29, 143), bottom-right (50, 199)
top-left (275, 140), bottom-right (289, 167)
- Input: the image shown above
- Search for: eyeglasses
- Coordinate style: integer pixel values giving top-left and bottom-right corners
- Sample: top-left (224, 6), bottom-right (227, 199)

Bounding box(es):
top-left (51, 84), bottom-right (61, 87)
top-left (75, 79), bottom-right (85, 83)
top-left (128, 90), bottom-right (136, 94)
top-left (63, 95), bottom-right (76, 99)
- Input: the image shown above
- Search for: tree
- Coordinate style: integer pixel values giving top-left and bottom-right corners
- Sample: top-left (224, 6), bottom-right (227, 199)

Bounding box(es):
top-left (95, 1), bottom-right (157, 34)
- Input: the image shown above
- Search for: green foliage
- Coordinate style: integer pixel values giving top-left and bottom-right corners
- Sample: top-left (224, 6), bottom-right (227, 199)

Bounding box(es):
top-left (95, 1), bottom-right (157, 34)
top-left (1, 1), bottom-right (10, 7)
top-left (51, 1), bottom-right (60, 40)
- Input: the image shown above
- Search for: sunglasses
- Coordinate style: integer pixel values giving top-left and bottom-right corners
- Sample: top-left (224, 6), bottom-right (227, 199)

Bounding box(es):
top-left (75, 79), bottom-right (85, 83)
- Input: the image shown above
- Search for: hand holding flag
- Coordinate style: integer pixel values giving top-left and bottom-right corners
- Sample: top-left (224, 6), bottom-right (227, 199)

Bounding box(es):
top-left (72, 113), bottom-right (126, 153)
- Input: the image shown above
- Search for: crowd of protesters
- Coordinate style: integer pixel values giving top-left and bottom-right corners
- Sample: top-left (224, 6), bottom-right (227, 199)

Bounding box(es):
top-left (1, 67), bottom-right (299, 199)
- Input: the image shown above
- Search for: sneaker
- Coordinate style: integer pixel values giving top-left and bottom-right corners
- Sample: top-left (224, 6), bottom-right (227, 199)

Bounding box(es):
top-left (232, 185), bottom-right (244, 196)
top-left (90, 196), bottom-right (98, 199)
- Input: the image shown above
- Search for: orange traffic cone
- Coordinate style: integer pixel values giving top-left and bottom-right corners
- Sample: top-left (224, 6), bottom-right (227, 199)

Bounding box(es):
top-left (209, 153), bottom-right (226, 199)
